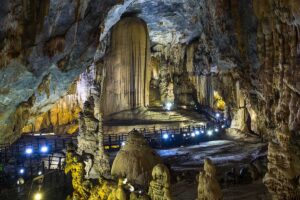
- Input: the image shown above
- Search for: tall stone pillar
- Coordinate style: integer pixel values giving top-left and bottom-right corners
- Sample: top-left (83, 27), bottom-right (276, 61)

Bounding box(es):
top-left (103, 17), bottom-right (151, 117)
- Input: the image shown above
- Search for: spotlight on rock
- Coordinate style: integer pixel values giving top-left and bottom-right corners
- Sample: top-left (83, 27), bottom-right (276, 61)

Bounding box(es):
top-left (207, 130), bottom-right (213, 136)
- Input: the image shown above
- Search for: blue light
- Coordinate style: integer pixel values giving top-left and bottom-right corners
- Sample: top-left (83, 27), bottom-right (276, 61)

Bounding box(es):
top-left (195, 131), bottom-right (200, 135)
top-left (207, 130), bottom-right (213, 136)
top-left (201, 130), bottom-right (205, 134)
top-left (216, 113), bottom-right (220, 118)
top-left (214, 128), bottom-right (219, 132)
top-left (191, 132), bottom-right (196, 137)
top-left (19, 168), bottom-right (25, 174)
top-left (40, 146), bottom-right (48, 153)
top-left (221, 124), bottom-right (225, 129)
top-left (163, 134), bottom-right (169, 139)
top-left (25, 147), bottom-right (33, 155)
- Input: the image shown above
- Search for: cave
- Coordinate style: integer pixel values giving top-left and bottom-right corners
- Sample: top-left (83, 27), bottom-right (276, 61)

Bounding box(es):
top-left (0, 0), bottom-right (300, 200)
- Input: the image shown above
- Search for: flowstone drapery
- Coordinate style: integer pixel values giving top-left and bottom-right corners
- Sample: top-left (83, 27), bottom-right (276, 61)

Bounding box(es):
top-left (197, 158), bottom-right (222, 200)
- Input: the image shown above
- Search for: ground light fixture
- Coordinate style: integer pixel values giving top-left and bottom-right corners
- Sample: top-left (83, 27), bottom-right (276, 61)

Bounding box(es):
top-left (214, 128), bottom-right (219, 132)
top-left (19, 168), bottom-right (25, 174)
top-left (40, 146), bottom-right (48, 153)
top-left (34, 192), bottom-right (43, 200)
top-left (191, 132), bottom-right (196, 137)
top-left (216, 113), bottom-right (220, 118)
top-left (195, 130), bottom-right (200, 135)
top-left (207, 130), bottom-right (213, 136)
top-left (25, 147), bottom-right (33, 155)
top-left (165, 102), bottom-right (173, 111)
top-left (163, 133), bottom-right (169, 139)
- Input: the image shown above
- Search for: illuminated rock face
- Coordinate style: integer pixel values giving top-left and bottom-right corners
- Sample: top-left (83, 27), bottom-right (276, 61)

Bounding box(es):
top-left (103, 17), bottom-right (151, 117)
top-left (111, 130), bottom-right (162, 186)
top-left (0, 0), bottom-right (121, 143)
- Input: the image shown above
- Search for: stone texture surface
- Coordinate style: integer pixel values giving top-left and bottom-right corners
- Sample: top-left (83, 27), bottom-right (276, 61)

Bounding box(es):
top-left (197, 158), bottom-right (222, 200)
top-left (0, 0), bottom-right (121, 143)
top-left (111, 130), bottom-right (162, 186)
top-left (148, 164), bottom-right (172, 200)
top-left (102, 17), bottom-right (151, 117)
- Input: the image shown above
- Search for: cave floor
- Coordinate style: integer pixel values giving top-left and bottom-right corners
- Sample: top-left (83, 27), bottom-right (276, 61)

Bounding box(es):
top-left (109, 136), bottom-right (271, 199)
top-left (157, 138), bottom-right (271, 200)
top-left (103, 108), bottom-right (208, 135)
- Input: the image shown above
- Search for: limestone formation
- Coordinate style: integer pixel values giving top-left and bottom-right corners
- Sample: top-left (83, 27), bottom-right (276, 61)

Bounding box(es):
top-left (102, 17), bottom-right (151, 118)
top-left (197, 158), bottom-right (222, 200)
top-left (148, 164), bottom-right (172, 200)
top-left (159, 62), bottom-right (175, 106)
top-left (88, 178), bottom-right (128, 200)
top-left (65, 153), bottom-right (90, 200)
top-left (77, 98), bottom-right (99, 155)
top-left (263, 126), bottom-right (300, 200)
top-left (77, 97), bottom-right (110, 179)
top-left (111, 130), bottom-right (162, 186)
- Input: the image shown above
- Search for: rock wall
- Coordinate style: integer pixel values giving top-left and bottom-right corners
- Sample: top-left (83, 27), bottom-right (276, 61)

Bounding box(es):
top-left (0, 0), bottom-right (122, 143)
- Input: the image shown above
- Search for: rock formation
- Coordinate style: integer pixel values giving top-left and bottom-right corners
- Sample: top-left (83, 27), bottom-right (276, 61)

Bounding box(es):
top-left (102, 17), bottom-right (151, 117)
top-left (0, 0), bottom-right (121, 143)
top-left (197, 158), bottom-right (222, 200)
top-left (148, 164), bottom-right (172, 200)
top-left (65, 152), bottom-right (91, 200)
top-left (111, 130), bottom-right (162, 186)
top-left (263, 126), bottom-right (300, 199)
top-left (77, 97), bottom-right (110, 179)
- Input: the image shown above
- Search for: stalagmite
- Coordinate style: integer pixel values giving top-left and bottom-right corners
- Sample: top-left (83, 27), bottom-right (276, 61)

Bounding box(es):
top-left (111, 130), bottom-right (162, 186)
top-left (77, 97), bottom-right (110, 179)
top-left (148, 164), bottom-right (172, 200)
top-left (197, 158), bottom-right (222, 200)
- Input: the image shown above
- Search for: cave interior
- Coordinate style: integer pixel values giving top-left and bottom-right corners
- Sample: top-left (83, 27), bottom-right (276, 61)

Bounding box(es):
top-left (0, 0), bottom-right (300, 200)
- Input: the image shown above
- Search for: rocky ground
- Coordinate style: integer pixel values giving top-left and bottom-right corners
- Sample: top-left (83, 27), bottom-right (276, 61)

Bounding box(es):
top-left (160, 137), bottom-right (270, 200)
top-left (108, 135), bottom-right (271, 199)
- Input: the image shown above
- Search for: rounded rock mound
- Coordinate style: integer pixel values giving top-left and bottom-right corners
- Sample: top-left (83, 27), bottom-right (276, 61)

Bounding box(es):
top-left (111, 129), bottom-right (162, 186)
